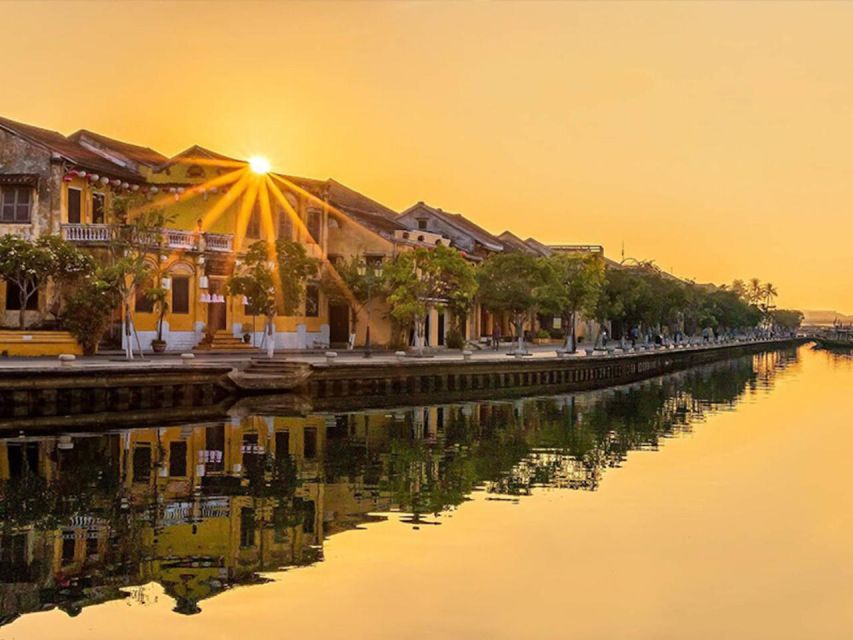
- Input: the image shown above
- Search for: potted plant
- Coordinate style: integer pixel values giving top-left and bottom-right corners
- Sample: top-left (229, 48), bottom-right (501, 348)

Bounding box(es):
top-left (147, 286), bottom-right (169, 353)
top-left (241, 322), bottom-right (253, 344)
top-left (532, 328), bottom-right (552, 345)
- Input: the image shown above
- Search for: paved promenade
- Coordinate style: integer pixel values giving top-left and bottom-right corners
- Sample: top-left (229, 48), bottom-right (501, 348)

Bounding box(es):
top-left (0, 338), bottom-right (798, 372)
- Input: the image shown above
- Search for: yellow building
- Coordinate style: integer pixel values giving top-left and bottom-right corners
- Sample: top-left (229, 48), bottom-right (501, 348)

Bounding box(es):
top-left (0, 116), bottom-right (452, 353)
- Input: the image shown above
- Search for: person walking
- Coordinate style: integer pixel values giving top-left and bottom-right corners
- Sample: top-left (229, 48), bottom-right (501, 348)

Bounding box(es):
top-left (492, 322), bottom-right (502, 351)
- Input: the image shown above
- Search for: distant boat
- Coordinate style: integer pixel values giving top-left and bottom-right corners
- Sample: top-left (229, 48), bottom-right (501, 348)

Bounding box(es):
top-left (814, 327), bottom-right (853, 350)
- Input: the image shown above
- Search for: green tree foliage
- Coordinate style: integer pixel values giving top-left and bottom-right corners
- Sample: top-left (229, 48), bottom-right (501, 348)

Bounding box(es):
top-left (477, 253), bottom-right (557, 352)
top-left (600, 264), bottom-right (765, 339)
top-left (383, 245), bottom-right (477, 354)
top-left (771, 309), bottom-right (804, 331)
top-left (63, 270), bottom-right (122, 354)
top-left (319, 255), bottom-right (383, 344)
top-left (546, 252), bottom-right (605, 351)
top-left (0, 234), bottom-right (93, 328)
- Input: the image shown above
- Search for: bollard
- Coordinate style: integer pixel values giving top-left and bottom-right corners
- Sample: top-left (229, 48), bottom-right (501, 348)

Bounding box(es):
top-left (180, 353), bottom-right (195, 364)
top-left (462, 350), bottom-right (473, 361)
top-left (325, 351), bottom-right (338, 364)
top-left (58, 354), bottom-right (76, 367)
top-left (395, 350), bottom-right (407, 363)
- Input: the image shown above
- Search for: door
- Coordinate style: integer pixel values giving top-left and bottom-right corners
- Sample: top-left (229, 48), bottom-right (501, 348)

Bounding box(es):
top-left (437, 311), bottom-right (446, 346)
top-left (208, 279), bottom-right (227, 331)
top-left (329, 302), bottom-right (350, 345)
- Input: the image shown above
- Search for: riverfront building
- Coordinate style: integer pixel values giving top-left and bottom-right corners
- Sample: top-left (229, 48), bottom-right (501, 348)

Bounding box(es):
top-left (0, 114), bottom-right (605, 353)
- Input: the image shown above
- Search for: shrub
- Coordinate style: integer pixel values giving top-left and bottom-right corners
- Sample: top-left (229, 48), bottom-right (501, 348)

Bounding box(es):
top-left (534, 329), bottom-right (550, 339)
top-left (63, 277), bottom-right (120, 355)
top-left (445, 330), bottom-right (465, 350)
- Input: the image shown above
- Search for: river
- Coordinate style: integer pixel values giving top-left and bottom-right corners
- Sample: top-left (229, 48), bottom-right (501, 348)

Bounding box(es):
top-left (1, 345), bottom-right (851, 639)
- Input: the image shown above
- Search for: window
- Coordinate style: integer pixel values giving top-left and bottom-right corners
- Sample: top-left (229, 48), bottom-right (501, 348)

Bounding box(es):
top-left (0, 186), bottom-right (32, 223)
top-left (135, 281), bottom-right (154, 313)
top-left (305, 284), bottom-right (319, 317)
top-left (5, 281), bottom-right (38, 311)
top-left (240, 507), bottom-right (255, 547)
top-left (132, 446), bottom-right (151, 482)
top-left (247, 202), bottom-right (260, 238)
top-left (168, 441), bottom-right (187, 477)
top-left (171, 276), bottom-right (190, 314)
top-left (67, 188), bottom-right (82, 224)
top-left (278, 208), bottom-right (292, 240)
top-left (417, 218), bottom-right (428, 230)
top-left (304, 427), bottom-right (317, 459)
top-left (275, 430), bottom-right (290, 461)
top-left (306, 210), bottom-right (322, 242)
top-left (92, 193), bottom-right (105, 224)
top-left (365, 255), bottom-right (384, 270)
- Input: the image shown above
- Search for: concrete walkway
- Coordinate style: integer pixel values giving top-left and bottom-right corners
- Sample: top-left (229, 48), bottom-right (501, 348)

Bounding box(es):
top-left (0, 338), bottom-right (797, 371)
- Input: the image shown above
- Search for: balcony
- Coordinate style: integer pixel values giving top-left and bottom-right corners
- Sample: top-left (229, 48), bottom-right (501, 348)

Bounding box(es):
top-left (61, 224), bottom-right (233, 253)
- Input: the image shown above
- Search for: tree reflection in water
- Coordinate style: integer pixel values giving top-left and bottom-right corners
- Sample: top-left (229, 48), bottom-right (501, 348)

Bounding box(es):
top-left (0, 348), bottom-right (799, 626)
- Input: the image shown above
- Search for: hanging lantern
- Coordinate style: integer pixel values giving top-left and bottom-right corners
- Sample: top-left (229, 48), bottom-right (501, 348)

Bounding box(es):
top-left (169, 187), bottom-right (177, 194)
top-left (150, 186), bottom-right (159, 194)
top-left (177, 187), bottom-right (185, 194)
top-left (131, 184), bottom-right (139, 192)
top-left (140, 186), bottom-right (149, 193)
top-left (67, 169), bottom-right (79, 178)
top-left (63, 174), bottom-right (74, 182)
top-left (78, 170), bottom-right (87, 178)
top-left (121, 182), bottom-right (130, 189)
top-left (100, 176), bottom-right (110, 185)
top-left (199, 275), bottom-right (209, 288)
top-left (201, 292), bottom-right (211, 303)
top-left (161, 276), bottom-right (171, 289)
top-left (89, 174), bottom-right (100, 182)
top-left (111, 179), bottom-right (121, 187)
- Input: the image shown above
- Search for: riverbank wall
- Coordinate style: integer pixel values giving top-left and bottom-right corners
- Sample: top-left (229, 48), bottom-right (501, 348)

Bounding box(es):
top-left (247, 338), bottom-right (804, 403)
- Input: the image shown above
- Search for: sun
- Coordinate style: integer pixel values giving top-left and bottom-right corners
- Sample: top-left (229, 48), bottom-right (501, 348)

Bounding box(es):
top-left (249, 155), bottom-right (271, 174)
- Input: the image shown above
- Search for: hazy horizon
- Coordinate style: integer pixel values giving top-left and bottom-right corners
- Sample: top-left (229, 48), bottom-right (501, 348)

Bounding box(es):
top-left (3, 1), bottom-right (852, 311)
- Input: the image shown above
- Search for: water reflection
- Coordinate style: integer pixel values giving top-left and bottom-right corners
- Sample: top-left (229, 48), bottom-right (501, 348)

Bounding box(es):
top-left (0, 348), bottom-right (799, 627)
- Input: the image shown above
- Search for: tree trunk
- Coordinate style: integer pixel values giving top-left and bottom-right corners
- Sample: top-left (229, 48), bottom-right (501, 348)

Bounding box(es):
top-left (515, 314), bottom-right (525, 354)
top-left (266, 313), bottom-right (276, 359)
top-left (124, 301), bottom-right (134, 360)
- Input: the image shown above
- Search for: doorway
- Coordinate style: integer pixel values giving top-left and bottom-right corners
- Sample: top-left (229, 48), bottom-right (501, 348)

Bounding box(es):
top-left (208, 279), bottom-right (227, 332)
top-left (329, 302), bottom-right (350, 346)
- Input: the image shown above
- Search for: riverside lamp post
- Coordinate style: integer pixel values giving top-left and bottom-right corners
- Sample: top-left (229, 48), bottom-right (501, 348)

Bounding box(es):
top-left (357, 261), bottom-right (379, 358)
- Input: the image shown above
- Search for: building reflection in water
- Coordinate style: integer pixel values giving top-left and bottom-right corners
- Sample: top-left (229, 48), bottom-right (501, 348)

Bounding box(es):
top-left (0, 349), bottom-right (799, 626)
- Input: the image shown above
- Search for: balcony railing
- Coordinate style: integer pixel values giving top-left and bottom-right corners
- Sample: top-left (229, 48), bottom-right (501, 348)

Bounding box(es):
top-left (203, 232), bottom-right (232, 252)
top-left (61, 224), bottom-right (233, 253)
top-left (61, 223), bottom-right (113, 243)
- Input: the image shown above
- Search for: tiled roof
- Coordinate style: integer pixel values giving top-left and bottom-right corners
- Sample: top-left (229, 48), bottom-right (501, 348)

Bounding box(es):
top-left (69, 129), bottom-right (169, 167)
top-left (401, 202), bottom-right (504, 251)
top-left (281, 175), bottom-right (408, 236)
top-left (0, 115), bottom-right (141, 181)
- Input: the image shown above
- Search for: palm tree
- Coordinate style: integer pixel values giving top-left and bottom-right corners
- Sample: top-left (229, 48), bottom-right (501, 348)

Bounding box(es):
top-left (762, 282), bottom-right (778, 310)
top-left (748, 278), bottom-right (763, 305)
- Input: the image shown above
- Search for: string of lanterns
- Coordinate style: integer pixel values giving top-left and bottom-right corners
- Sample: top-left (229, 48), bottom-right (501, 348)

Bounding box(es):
top-left (61, 168), bottom-right (226, 199)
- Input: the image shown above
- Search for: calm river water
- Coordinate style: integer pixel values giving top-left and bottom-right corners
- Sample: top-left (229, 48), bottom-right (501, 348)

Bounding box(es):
top-left (1, 345), bottom-right (852, 639)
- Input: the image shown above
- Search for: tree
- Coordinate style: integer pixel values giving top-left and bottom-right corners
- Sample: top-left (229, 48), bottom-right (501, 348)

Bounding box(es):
top-left (0, 234), bottom-right (92, 329)
top-left (771, 309), bottom-right (803, 331)
top-left (547, 252), bottom-right (605, 352)
top-left (229, 239), bottom-right (319, 357)
top-left (100, 197), bottom-right (173, 358)
top-left (319, 255), bottom-right (382, 349)
top-left (477, 253), bottom-right (555, 353)
top-left (63, 269), bottom-right (122, 354)
top-left (227, 241), bottom-right (276, 348)
top-left (383, 245), bottom-right (477, 355)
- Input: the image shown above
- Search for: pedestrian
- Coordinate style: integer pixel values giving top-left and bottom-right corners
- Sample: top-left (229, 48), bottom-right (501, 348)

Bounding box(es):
top-left (492, 323), bottom-right (502, 351)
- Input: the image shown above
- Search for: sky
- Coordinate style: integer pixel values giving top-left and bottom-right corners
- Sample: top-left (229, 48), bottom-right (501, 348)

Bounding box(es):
top-left (2, 1), bottom-right (852, 312)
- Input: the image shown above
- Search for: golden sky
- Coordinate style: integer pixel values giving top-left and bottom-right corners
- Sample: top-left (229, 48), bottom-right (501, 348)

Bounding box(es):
top-left (3, 1), bottom-right (852, 312)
